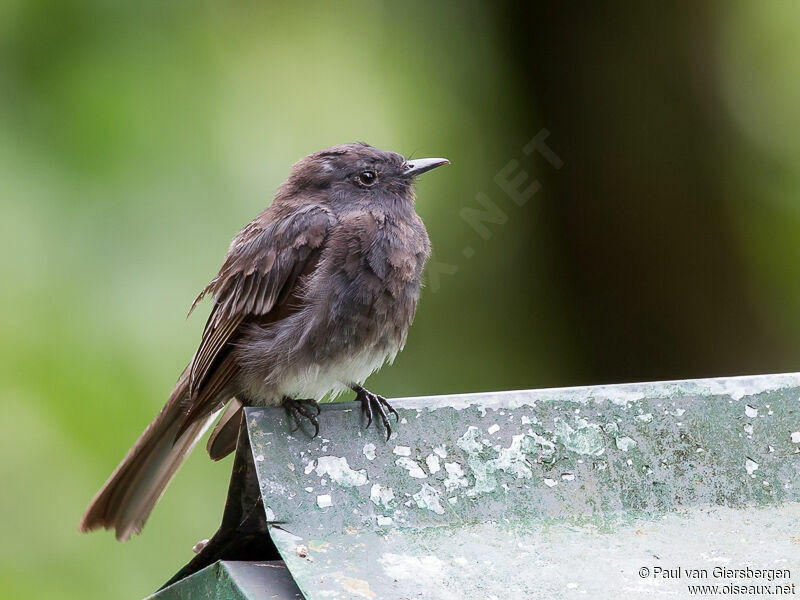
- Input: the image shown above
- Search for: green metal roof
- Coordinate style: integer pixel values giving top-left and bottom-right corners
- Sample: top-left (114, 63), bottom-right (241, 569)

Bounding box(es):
top-left (153, 373), bottom-right (800, 598)
top-left (150, 561), bottom-right (302, 600)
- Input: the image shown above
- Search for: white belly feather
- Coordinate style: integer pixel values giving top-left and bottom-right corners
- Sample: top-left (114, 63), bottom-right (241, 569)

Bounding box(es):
top-left (240, 346), bottom-right (396, 405)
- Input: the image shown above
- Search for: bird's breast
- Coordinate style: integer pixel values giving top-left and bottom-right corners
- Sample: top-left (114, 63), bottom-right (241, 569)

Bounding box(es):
top-left (236, 209), bottom-right (430, 404)
top-left (308, 210), bottom-right (429, 360)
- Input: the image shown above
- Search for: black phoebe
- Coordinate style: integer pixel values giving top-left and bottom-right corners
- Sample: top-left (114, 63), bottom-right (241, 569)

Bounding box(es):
top-left (79, 143), bottom-right (448, 541)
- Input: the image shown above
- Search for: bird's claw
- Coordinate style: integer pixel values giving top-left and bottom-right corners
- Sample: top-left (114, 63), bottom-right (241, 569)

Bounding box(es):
top-left (282, 397), bottom-right (321, 437)
top-left (352, 385), bottom-right (399, 440)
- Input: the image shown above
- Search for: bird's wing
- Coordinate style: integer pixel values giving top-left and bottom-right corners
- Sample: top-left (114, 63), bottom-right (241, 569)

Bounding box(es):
top-left (182, 205), bottom-right (334, 427)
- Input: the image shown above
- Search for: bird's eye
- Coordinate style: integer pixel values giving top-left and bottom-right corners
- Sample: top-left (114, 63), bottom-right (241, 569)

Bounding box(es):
top-left (357, 170), bottom-right (377, 187)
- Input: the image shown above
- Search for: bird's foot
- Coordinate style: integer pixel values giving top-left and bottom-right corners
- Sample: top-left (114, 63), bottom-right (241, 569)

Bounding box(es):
top-left (282, 397), bottom-right (321, 437)
top-left (351, 384), bottom-right (399, 440)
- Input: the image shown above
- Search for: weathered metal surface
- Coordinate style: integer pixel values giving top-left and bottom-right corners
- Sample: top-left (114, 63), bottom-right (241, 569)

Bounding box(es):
top-left (149, 561), bottom-right (303, 600)
top-left (247, 373), bottom-right (800, 599)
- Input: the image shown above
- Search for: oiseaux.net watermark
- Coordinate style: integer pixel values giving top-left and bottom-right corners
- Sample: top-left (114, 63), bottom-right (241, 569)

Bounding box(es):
top-left (639, 565), bottom-right (795, 596)
top-left (426, 129), bottom-right (563, 293)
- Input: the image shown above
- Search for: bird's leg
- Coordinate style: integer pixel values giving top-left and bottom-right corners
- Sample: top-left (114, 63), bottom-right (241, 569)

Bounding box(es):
top-left (350, 384), bottom-right (399, 440)
top-left (282, 397), bottom-right (321, 438)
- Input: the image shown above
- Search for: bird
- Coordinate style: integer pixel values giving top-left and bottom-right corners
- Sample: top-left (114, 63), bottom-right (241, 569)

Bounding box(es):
top-left (79, 142), bottom-right (449, 542)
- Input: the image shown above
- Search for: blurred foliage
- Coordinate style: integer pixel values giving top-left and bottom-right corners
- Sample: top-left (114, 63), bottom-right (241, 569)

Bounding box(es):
top-left (3, 1), bottom-right (800, 598)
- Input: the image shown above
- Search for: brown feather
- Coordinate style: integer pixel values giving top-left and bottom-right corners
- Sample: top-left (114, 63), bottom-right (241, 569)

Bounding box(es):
top-left (78, 367), bottom-right (220, 541)
top-left (206, 399), bottom-right (244, 461)
top-left (187, 207), bottom-right (333, 402)
top-left (179, 353), bottom-right (239, 436)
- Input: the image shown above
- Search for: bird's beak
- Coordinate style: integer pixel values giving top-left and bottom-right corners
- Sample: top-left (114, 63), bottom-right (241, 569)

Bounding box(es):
top-left (403, 157), bottom-right (450, 178)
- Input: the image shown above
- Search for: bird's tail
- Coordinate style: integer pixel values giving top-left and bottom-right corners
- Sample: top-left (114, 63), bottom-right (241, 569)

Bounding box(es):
top-left (79, 367), bottom-right (216, 541)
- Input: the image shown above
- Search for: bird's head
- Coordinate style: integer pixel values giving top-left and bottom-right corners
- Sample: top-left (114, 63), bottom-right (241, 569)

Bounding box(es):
top-left (280, 142), bottom-right (449, 209)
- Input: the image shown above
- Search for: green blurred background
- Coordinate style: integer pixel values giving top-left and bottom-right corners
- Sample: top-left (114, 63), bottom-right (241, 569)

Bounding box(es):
top-left (3, 1), bottom-right (800, 597)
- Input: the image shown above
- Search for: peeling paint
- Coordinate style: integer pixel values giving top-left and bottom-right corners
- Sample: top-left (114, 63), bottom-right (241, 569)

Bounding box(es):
top-left (396, 457), bottom-right (427, 478)
top-left (393, 446), bottom-right (412, 456)
top-left (340, 577), bottom-right (376, 599)
top-left (363, 443), bottom-right (376, 461)
top-left (379, 553), bottom-right (445, 580)
top-left (555, 419), bottom-right (606, 456)
top-left (413, 484), bottom-right (445, 514)
top-left (530, 432), bottom-right (556, 461)
top-left (457, 427), bottom-right (556, 496)
top-left (314, 456), bottom-right (368, 487)
top-left (425, 454), bottom-right (441, 474)
top-left (615, 436), bottom-right (637, 452)
top-left (370, 484), bottom-right (395, 508)
top-left (491, 434), bottom-right (540, 478)
top-left (443, 462), bottom-right (468, 491)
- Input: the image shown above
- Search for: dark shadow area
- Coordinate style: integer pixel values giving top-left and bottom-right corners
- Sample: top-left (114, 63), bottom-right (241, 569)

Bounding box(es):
top-left (494, 1), bottom-right (791, 384)
top-left (161, 422), bottom-right (280, 590)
